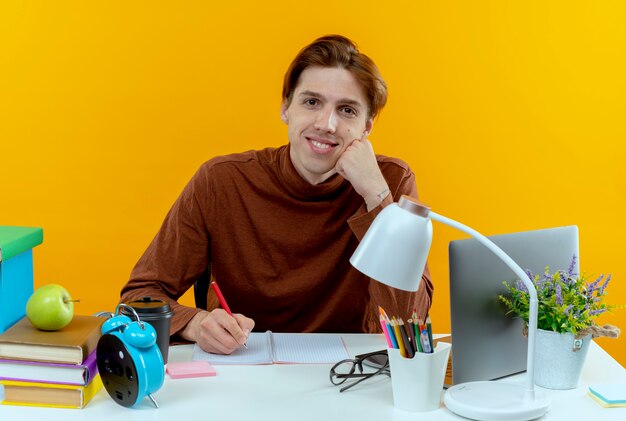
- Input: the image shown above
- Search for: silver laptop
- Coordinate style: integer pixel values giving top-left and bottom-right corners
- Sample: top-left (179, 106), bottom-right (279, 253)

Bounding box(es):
top-left (448, 225), bottom-right (579, 385)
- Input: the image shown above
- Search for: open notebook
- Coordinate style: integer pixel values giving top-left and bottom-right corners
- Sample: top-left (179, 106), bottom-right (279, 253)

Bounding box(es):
top-left (192, 331), bottom-right (349, 365)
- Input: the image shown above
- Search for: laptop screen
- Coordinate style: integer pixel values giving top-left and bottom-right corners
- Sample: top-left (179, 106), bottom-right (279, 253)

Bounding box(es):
top-left (448, 225), bottom-right (579, 385)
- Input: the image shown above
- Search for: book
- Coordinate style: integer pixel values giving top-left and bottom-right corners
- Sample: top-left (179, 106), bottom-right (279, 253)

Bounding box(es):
top-left (0, 226), bottom-right (43, 263)
top-left (0, 374), bottom-right (102, 409)
top-left (0, 226), bottom-right (43, 333)
top-left (0, 315), bottom-right (104, 364)
top-left (0, 349), bottom-right (98, 385)
top-left (588, 383), bottom-right (626, 407)
top-left (192, 331), bottom-right (349, 365)
top-left (0, 249), bottom-right (35, 333)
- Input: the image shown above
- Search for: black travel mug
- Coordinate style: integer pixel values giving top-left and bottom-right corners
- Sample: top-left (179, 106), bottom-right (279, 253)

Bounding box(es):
top-left (121, 297), bottom-right (174, 364)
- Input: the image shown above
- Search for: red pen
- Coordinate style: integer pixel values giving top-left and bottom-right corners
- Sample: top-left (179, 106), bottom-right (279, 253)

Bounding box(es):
top-left (211, 281), bottom-right (232, 315)
top-left (210, 281), bottom-right (247, 348)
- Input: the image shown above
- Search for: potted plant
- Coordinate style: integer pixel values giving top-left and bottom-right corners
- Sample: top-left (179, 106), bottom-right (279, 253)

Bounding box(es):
top-left (499, 254), bottom-right (621, 389)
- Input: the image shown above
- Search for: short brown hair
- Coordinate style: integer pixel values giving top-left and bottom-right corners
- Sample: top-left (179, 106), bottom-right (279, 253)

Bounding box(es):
top-left (282, 35), bottom-right (387, 119)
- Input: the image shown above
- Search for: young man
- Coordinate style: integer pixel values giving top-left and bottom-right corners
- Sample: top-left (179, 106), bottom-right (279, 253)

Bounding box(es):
top-left (121, 35), bottom-right (433, 354)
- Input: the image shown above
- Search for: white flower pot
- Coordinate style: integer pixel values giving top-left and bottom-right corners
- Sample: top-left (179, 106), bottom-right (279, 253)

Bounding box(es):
top-left (534, 328), bottom-right (591, 389)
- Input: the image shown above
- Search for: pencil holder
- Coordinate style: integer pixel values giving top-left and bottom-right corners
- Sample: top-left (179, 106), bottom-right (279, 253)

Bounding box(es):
top-left (387, 342), bottom-right (451, 412)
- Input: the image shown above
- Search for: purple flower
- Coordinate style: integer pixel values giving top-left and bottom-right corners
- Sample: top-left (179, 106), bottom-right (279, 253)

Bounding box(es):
top-left (555, 284), bottom-right (563, 306)
top-left (587, 274), bottom-right (604, 298)
top-left (597, 274), bottom-right (612, 295)
top-left (515, 280), bottom-right (528, 293)
top-left (589, 308), bottom-right (607, 316)
top-left (535, 273), bottom-right (551, 291)
top-left (567, 254), bottom-right (578, 277)
top-left (559, 270), bottom-right (576, 287)
top-left (563, 305), bottom-right (573, 315)
top-left (525, 270), bottom-right (534, 282)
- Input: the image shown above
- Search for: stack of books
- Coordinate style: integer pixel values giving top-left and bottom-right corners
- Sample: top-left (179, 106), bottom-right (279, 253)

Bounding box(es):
top-left (0, 314), bottom-right (104, 409)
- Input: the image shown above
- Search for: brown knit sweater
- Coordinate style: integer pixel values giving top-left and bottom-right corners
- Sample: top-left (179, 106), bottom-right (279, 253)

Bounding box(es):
top-left (121, 144), bottom-right (433, 337)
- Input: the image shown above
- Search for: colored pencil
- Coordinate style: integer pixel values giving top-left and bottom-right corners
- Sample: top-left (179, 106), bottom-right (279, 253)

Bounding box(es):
top-left (379, 307), bottom-right (398, 348)
top-left (426, 315), bottom-right (434, 351)
top-left (407, 318), bottom-right (418, 354)
top-left (386, 320), bottom-right (398, 349)
top-left (414, 319), bottom-right (423, 353)
top-left (379, 314), bottom-right (393, 348)
top-left (398, 319), bottom-right (414, 358)
top-left (391, 318), bottom-right (407, 358)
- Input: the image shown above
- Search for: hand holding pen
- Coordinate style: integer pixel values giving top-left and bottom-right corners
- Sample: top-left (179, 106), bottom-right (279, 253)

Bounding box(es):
top-left (181, 281), bottom-right (254, 354)
top-left (211, 281), bottom-right (250, 349)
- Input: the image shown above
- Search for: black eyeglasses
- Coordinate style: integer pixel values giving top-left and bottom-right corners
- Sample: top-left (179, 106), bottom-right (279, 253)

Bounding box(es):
top-left (329, 350), bottom-right (390, 392)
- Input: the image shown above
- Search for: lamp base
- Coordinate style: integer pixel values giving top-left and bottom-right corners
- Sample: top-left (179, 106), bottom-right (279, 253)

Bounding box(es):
top-left (444, 381), bottom-right (550, 421)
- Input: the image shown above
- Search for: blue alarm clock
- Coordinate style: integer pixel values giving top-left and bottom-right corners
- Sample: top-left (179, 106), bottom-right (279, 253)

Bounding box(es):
top-left (96, 303), bottom-right (165, 408)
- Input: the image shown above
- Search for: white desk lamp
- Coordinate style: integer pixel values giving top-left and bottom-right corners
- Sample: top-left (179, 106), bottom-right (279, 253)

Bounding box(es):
top-left (350, 195), bottom-right (550, 421)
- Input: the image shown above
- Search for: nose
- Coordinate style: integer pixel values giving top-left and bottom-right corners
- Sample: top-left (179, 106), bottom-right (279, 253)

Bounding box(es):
top-left (313, 106), bottom-right (337, 134)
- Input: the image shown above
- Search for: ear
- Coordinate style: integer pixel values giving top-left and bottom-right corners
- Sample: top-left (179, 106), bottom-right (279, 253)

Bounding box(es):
top-left (280, 100), bottom-right (289, 124)
top-left (362, 117), bottom-right (373, 137)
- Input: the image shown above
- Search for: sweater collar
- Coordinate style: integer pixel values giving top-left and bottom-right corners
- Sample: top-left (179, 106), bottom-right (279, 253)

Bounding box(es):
top-left (276, 144), bottom-right (349, 200)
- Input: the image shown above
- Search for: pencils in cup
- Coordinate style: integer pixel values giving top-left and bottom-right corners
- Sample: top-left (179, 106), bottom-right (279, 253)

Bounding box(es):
top-left (378, 306), bottom-right (435, 358)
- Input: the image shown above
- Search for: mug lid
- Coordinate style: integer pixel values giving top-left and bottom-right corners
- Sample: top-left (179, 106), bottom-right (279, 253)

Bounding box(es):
top-left (122, 296), bottom-right (172, 314)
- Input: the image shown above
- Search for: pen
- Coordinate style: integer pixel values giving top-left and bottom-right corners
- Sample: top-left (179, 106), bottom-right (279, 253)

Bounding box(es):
top-left (420, 324), bottom-right (432, 353)
top-left (210, 281), bottom-right (248, 348)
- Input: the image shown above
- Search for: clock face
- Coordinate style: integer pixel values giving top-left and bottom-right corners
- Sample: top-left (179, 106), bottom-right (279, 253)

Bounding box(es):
top-left (97, 334), bottom-right (140, 408)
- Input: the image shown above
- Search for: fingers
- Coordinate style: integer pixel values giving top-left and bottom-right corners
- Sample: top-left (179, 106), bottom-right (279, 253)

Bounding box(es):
top-left (336, 137), bottom-right (367, 178)
top-left (233, 313), bottom-right (255, 339)
top-left (336, 138), bottom-right (379, 183)
top-left (195, 309), bottom-right (255, 355)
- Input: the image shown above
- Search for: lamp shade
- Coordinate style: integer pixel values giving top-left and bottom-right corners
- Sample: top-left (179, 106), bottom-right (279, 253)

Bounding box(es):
top-left (350, 197), bottom-right (432, 291)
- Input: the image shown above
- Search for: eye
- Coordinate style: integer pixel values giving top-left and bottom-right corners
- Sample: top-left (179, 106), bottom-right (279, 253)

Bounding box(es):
top-left (340, 107), bottom-right (357, 117)
top-left (304, 98), bottom-right (318, 107)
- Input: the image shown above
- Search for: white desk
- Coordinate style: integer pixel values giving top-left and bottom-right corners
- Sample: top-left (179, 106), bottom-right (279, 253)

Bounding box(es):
top-left (1, 334), bottom-right (625, 420)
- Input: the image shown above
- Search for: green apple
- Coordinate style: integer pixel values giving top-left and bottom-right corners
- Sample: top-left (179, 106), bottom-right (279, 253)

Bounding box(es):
top-left (26, 284), bottom-right (75, 331)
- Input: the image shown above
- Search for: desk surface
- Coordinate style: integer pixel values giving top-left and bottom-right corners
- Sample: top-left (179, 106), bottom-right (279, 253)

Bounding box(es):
top-left (1, 334), bottom-right (625, 420)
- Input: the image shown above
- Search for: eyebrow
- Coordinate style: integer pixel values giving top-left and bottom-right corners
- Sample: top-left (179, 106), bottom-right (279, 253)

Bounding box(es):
top-left (298, 90), bottom-right (364, 110)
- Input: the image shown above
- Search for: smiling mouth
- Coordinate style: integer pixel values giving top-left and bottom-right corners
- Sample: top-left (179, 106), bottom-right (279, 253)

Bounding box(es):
top-left (311, 140), bottom-right (332, 149)
top-left (306, 137), bottom-right (337, 153)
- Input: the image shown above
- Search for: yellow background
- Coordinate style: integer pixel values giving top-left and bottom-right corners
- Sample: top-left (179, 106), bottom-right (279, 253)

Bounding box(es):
top-left (2, 2), bottom-right (624, 365)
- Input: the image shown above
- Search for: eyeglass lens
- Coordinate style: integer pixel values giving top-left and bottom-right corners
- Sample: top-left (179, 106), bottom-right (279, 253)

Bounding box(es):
top-left (330, 351), bottom-right (390, 392)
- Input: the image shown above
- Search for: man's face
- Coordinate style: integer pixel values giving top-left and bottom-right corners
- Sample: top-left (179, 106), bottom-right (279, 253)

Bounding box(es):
top-left (280, 66), bottom-right (373, 185)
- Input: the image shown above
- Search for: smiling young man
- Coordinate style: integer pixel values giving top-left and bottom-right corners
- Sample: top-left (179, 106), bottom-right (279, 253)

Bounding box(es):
top-left (121, 35), bottom-right (434, 355)
top-left (282, 65), bottom-right (388, 211)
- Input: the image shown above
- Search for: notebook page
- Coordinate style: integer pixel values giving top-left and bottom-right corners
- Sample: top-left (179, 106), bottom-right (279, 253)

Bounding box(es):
top-left (270, 333), bottom-right (349, 364)
top-left (192, 332), bottom-right (272, 365)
